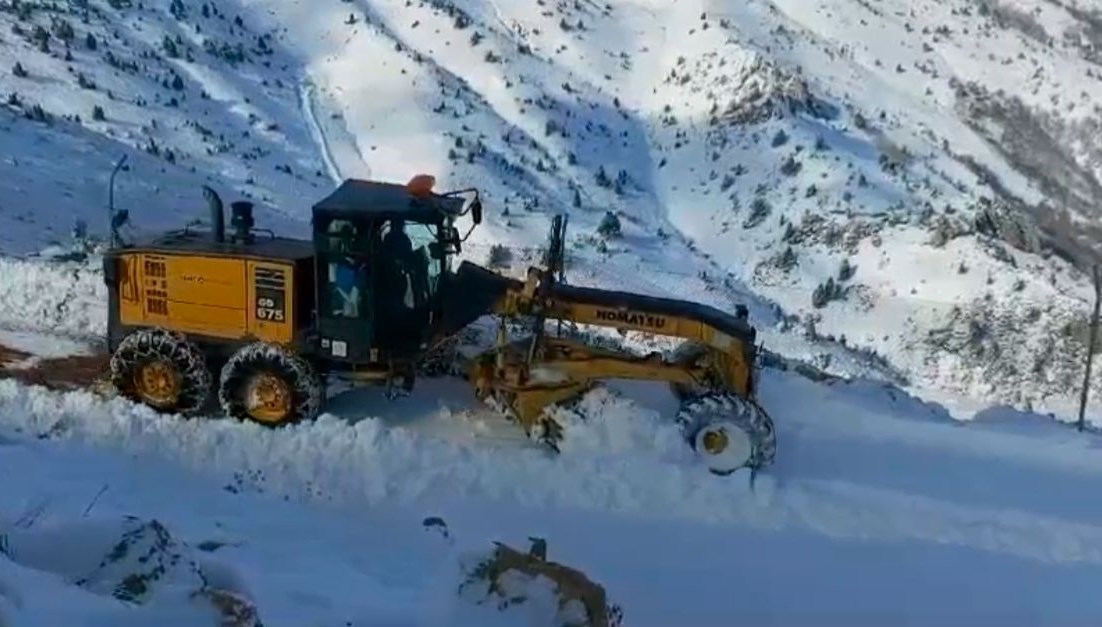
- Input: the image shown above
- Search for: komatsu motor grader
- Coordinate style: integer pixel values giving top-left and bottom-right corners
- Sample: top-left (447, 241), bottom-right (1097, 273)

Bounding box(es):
top-left (102, 175), bottom-right (776, 475)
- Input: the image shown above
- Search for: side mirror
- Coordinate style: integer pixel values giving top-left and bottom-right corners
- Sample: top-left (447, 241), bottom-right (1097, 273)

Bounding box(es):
top-left (470, 198), bottom-right (482, 224)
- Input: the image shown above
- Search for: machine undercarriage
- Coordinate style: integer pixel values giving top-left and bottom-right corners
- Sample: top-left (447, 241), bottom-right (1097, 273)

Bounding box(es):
top-left (485, 338), bottom-right (775, 475)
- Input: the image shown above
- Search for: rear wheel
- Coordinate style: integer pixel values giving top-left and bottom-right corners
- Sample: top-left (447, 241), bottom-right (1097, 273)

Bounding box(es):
top-left (109, 328), bottom-right (212, 415)
top-left (677, 393), bottom-right (776, 475)
top-left (219, 343), bottom-right (322, 426)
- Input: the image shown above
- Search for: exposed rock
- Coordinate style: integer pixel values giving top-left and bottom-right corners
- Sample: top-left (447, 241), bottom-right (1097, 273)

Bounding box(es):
top-left (971, 197), bottom-right (1041, 254)
top-left (719, 55), bottom-right (835, 124)
top-left (0, 516), bottom-right (261, 626)
top-left (190, 588), bottom-right (262, 627)
top-left (927, 214), bottom-right (973, 248)
top-left (782, 213), bottom-right (880, 254)
top-left (923, 296), bottom-right (1101, 407)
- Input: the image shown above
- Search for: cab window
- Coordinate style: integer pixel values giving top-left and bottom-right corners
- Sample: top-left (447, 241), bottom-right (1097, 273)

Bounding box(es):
top-left (325, 219), bottom-right (367, 318)
top-left (377, 219), bottom-right (440, 311)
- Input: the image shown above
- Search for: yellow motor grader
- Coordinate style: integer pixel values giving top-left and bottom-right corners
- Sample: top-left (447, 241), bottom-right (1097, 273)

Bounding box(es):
top-left (101, 175), bottom-right (776, 475)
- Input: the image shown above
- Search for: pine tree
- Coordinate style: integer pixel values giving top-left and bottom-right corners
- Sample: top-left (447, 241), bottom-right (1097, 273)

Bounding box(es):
top-left (162, 35), bottom-right (179, 58)
top-left (597, 211), bottom-right (621, 238)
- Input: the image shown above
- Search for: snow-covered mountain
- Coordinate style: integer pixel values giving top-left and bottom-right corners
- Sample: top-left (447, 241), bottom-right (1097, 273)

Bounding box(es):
top-left (0, 0), bottom-right (321, 251)
top-left (3, 0), bottom-right (1099, 414)
top-left (6, 1), bottom-right (1102, 624)
top-left (259, 0), bottom-right (1101, 412)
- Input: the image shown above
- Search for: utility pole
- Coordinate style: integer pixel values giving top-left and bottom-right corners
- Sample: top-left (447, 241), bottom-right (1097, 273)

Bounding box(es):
top-left (1078, 264), bottom-right (1101, 432)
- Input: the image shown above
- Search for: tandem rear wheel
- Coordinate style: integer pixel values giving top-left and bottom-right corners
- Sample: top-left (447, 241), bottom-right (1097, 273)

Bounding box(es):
top-left (218, 342), bottom-right (323, 427)
top-left (109, 328), bottom-right (213, 415)
top-left (110, 331), bottom-right (323, 427)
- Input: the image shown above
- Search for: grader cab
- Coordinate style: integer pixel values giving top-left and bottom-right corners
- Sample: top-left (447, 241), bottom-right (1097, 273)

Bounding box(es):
top-left (103, 175), bottom-right (776, 476)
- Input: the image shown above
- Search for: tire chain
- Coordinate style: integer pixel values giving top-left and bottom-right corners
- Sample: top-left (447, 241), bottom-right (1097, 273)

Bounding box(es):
top-left (109, 328), bottom-right (212, 415)
top-left (218, 342), bottom-right (323, 424)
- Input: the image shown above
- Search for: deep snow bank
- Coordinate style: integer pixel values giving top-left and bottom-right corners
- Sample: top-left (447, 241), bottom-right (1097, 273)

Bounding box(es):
top-left (0, 435), bottom-right (623, 627)
top-left (4, 374), bottom-right (1102, 624)
top-left (3, 364), bottom-right (1102, 570)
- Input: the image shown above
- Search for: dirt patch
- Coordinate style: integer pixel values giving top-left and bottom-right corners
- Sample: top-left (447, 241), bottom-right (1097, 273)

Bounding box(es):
top-left (0, 344), bottom-right (31, 367)
top-left (0, 343), bottom-right (109, 391)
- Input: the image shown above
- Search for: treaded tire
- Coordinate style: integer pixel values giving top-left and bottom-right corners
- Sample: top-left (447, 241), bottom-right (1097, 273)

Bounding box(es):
top-left (218, 342), bottom-right (322, 427)
top-left (677, 392), bottom-right (777, 473)
top-left (109, 328), bottom-right (212, 416)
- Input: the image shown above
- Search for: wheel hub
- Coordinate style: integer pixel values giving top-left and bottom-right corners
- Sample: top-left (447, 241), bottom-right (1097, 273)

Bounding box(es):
top-left (245, 373), bottom-right (292, 423)
top-left (701, 428), bottom-right (729, 455)
top-left (134, 360), bottom-right (180, 408)
top-left (693, 421), bottom-right (753, 475)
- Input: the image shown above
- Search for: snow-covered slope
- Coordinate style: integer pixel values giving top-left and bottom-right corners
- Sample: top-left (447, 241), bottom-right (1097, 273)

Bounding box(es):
top-left (5, 0), bottom-right (1100, 411)
top-left (5, 1), bottom-right (1102, 623)
top-left (230, 0), bottom-right (1100, 413)
top-left (0, 0), bottom-right (325, 255)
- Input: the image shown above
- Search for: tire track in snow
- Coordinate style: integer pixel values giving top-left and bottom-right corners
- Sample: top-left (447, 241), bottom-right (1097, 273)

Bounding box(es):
top-left (299, 78), bottom-right (343, 184)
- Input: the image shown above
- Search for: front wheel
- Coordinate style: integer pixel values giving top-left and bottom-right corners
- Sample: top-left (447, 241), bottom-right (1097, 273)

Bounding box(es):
top-left (218, 343), bottom-right (322, 427)
top-left (677, 393), bottom-right (776, 475)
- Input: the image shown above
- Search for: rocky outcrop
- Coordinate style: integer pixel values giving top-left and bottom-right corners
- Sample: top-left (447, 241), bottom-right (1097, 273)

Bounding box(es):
top-left (0, 515), bottom-right (261, 627)
top-left (971, 196), bottom-right (1042, 255)
top-left (923, 295), bottom-right (1101, 408)
top-left (719, 56), bottom-right (834, 125)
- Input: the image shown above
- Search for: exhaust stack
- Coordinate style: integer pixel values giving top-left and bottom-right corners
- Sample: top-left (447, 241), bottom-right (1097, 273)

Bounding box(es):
top-left (201, 185), bottom-right (225, 243)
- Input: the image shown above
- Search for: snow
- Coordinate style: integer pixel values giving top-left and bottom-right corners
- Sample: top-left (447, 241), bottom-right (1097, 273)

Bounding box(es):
top-left (4, 0), bottom-right (1100, 409)
top-left (4, 364), bottom-right (1102, 624)
top-left (0, 258), bottom-right (106, 341)
top-left (4, 0), bottom-right (1102, 623)
top-left (223, 0), bottom-right (1102, 412)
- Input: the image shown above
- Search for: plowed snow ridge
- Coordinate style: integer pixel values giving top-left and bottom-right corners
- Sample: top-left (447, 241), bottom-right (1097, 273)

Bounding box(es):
top-left (299, 80), bottom-right (342, 185)
top-left (3, 379), bottom-right (1102, 568)
top-left (4, 254), bottom-right (1102, 570)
